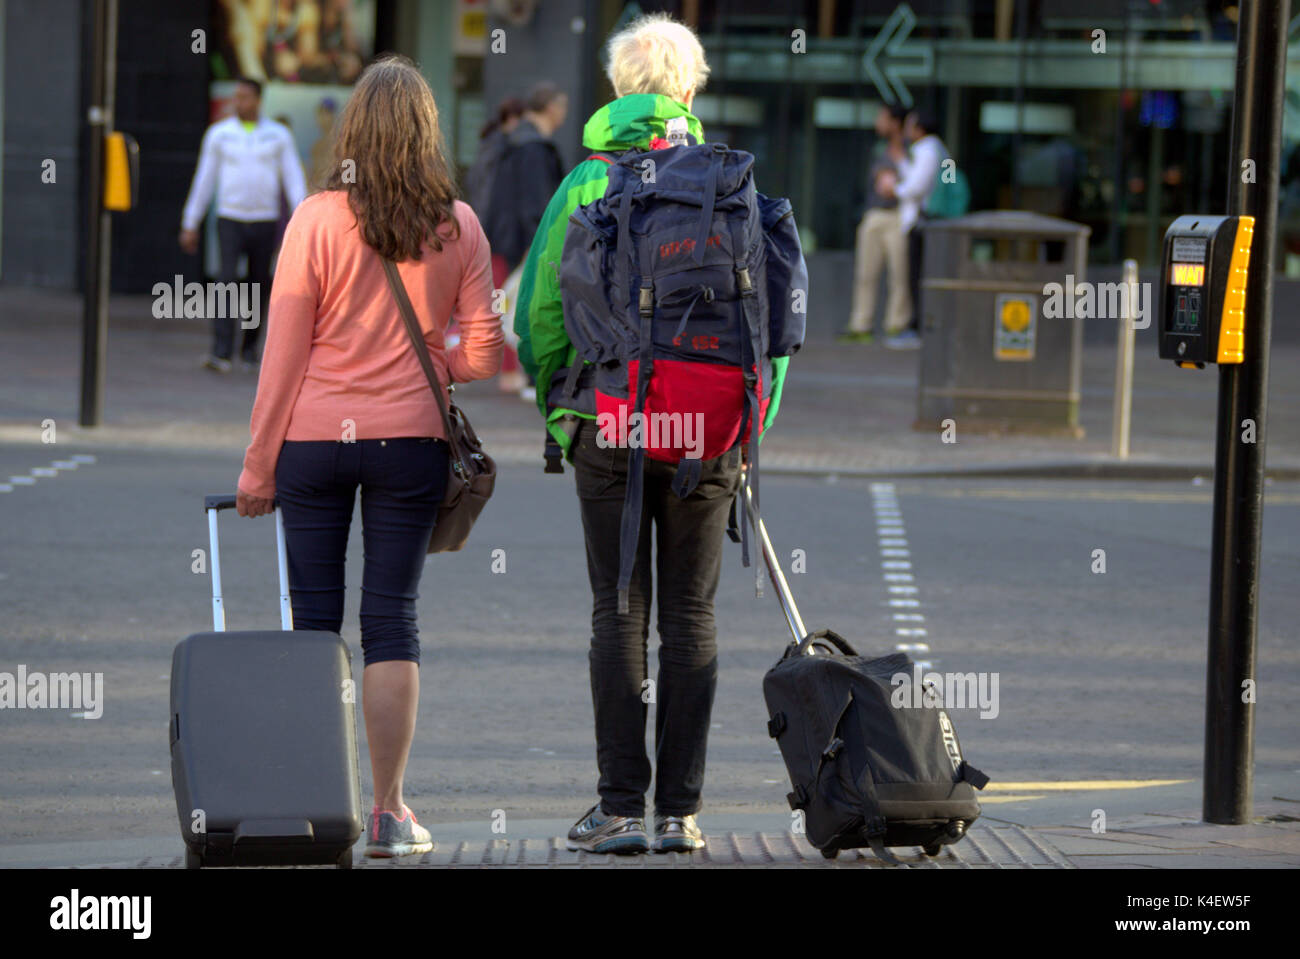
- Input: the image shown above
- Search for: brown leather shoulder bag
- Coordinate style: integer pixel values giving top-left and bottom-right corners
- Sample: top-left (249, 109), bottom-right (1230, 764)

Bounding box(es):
top-left (380, 257), bottom-right (496, 553)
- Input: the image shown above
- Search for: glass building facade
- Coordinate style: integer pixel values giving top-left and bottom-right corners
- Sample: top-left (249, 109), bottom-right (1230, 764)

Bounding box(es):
top-left (629, 0), bottom-right (1300, 273)
top-left (5, 0), bottom-right (1297, 290)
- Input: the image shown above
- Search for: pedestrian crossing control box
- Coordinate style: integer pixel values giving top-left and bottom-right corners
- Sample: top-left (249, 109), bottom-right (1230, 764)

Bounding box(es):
top-left (1158, 215), bottom-right (1254, 368)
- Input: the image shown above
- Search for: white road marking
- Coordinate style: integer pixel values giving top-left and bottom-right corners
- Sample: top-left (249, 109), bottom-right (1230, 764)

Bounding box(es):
top-left (870, 484), bottom-right (940, 669)
top-left (2, 455), bottom-right (96, 494)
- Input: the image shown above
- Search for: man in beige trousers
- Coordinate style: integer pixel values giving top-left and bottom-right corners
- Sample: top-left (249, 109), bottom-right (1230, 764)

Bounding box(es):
top-left (844, 104), bottom-right (911, 341)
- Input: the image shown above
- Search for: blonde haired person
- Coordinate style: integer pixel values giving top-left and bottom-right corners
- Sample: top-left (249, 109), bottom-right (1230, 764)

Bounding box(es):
top-left (605, 10), bottom-right (710, 102)
top-left (514, 13), bottom-right (798, 856)
top-left (234, 56), bottom-right (503, 858)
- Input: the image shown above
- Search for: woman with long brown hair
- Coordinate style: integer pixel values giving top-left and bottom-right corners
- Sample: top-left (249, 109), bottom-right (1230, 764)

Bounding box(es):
top-left (234, 56), bottom-right (502, 857)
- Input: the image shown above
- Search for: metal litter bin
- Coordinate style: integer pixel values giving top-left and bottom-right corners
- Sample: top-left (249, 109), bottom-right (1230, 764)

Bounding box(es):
top-left (916, 211), bottom-right (1091, 436)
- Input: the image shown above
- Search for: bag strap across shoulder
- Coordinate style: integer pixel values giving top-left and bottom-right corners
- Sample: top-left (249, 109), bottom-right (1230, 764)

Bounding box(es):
top-left (379, 256), bottom-right (461, 466)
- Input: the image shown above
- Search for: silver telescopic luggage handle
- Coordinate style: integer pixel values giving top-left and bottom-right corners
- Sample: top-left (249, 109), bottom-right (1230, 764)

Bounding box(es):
top-left (741, 472), bottom-right (808, 648)
top-left (203, 494), bottom-right (294, 633)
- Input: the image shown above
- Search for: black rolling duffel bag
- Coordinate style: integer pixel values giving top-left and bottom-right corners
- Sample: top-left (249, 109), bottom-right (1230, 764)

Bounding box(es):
top-left (740, 477), bottom-right (990, 864)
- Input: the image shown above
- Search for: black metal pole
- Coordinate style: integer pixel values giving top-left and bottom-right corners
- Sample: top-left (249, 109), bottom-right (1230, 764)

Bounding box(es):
top-left (1009, 0), bottom-right (1029, 210)
top-left (1204, 0), bottom-right (1288, 825)
top-left (1108, 0), bottom-right (1131, 265)
top-left (79, 0), bottom-right (116, 427)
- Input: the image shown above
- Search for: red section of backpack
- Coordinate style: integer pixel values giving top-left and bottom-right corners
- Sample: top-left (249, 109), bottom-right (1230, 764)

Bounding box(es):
top-left (595, 359), bottom-right (769, 463)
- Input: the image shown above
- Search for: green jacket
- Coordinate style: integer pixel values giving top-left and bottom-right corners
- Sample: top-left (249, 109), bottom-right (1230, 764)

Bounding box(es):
top-left (514, 93), bottom-right (792, 459)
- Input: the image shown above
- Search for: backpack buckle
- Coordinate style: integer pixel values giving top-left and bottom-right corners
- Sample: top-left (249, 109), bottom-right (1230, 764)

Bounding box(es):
top-left (735, 266), bottom-right (754, 296)
top-left (543, 436), bottom-right (564, 474)
top-left (638, 285), bottom-right (654, 318)
top-left (821, 737), bottom-right (845, 762)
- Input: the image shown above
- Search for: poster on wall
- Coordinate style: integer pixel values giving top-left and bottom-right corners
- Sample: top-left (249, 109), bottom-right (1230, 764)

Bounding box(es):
top-left (210, 0), bottom-right (376, 87)
top-left (207, 1), bottom-right (377, 184)
top-left (202, 2), bottom-right (377, 274)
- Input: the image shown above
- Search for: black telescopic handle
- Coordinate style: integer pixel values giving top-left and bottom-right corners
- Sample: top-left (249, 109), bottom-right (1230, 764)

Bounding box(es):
top-left (204, 494), bottom-right (278, 512)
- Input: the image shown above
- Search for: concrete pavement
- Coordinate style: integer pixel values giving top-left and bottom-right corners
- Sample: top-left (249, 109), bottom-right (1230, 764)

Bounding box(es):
top-left (3, 287), bottom-right (1299, 477)
top-left (3, 791), bottom-right (1298, 868)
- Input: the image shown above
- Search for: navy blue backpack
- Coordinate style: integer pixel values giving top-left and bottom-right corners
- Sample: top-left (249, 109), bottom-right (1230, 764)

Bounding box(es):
top-left (559, 141), bottom-right (807, 612)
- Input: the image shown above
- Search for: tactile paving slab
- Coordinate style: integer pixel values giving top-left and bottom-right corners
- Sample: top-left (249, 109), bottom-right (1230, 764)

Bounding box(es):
top-left (87, 824), bottom-right (1073, 869)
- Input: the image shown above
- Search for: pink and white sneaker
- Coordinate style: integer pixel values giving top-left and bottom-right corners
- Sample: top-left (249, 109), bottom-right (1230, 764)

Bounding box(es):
top-left (364, 804), bottom-right (434, 858)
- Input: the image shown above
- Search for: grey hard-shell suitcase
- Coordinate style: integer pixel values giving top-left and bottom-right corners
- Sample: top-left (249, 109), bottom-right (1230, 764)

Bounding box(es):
top-left (169, 494), bottom-right (362, 869)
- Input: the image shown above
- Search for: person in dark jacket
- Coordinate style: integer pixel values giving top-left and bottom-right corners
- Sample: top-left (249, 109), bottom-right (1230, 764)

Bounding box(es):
top-left (466, 96), bottom-right (530, 393)
top-left (482, 82), bottom-right (568, 270)
top-left (465, 96), bottom-right (524, 222)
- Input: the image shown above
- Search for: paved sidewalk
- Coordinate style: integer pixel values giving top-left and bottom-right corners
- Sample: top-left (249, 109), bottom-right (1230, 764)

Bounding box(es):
top-left (4, 288), bottom-right (1299, 478)
top-left (3, 795), bottom-right (1297, 869)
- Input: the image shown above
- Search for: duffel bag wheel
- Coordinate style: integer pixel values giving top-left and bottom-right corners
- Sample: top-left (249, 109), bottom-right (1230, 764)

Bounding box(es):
top-left (184, 848), bottom-right (202, 870)
top-left (336, 850), bottom-right (354, 869)
top-left (820, 846), bottom-right (839, 860)
top-left (923, 842), bottom-right (943, 857)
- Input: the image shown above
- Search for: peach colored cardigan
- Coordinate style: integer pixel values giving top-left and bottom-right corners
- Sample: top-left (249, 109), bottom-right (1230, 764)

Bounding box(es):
top-left (237, 192), bottom-right (503, 498)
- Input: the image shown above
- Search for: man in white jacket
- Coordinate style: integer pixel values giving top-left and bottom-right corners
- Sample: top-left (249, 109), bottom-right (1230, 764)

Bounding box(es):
top-left (180, 77), bottom-right (307, 371)
top-left (886, 110), bottom-right (946, 349)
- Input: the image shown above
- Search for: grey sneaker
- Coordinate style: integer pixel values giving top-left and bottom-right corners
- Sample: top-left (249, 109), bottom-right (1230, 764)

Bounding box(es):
top-left (202, 354), bottom-right (233, 373)
top-left (653, 813), bottom-right (705, 853)
top-left (364, 804), bottom-right (434, 858)
top-left (884, 329), bottom-right (922, 350)
top-left (566, 803), bottom-right (649, 854)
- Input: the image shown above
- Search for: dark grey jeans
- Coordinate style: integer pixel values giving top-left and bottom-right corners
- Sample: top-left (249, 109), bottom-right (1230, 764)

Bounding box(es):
top-left (214, 217), bottom-right (276, 361)
top-left (571, 418), bottom-right (743, 818)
